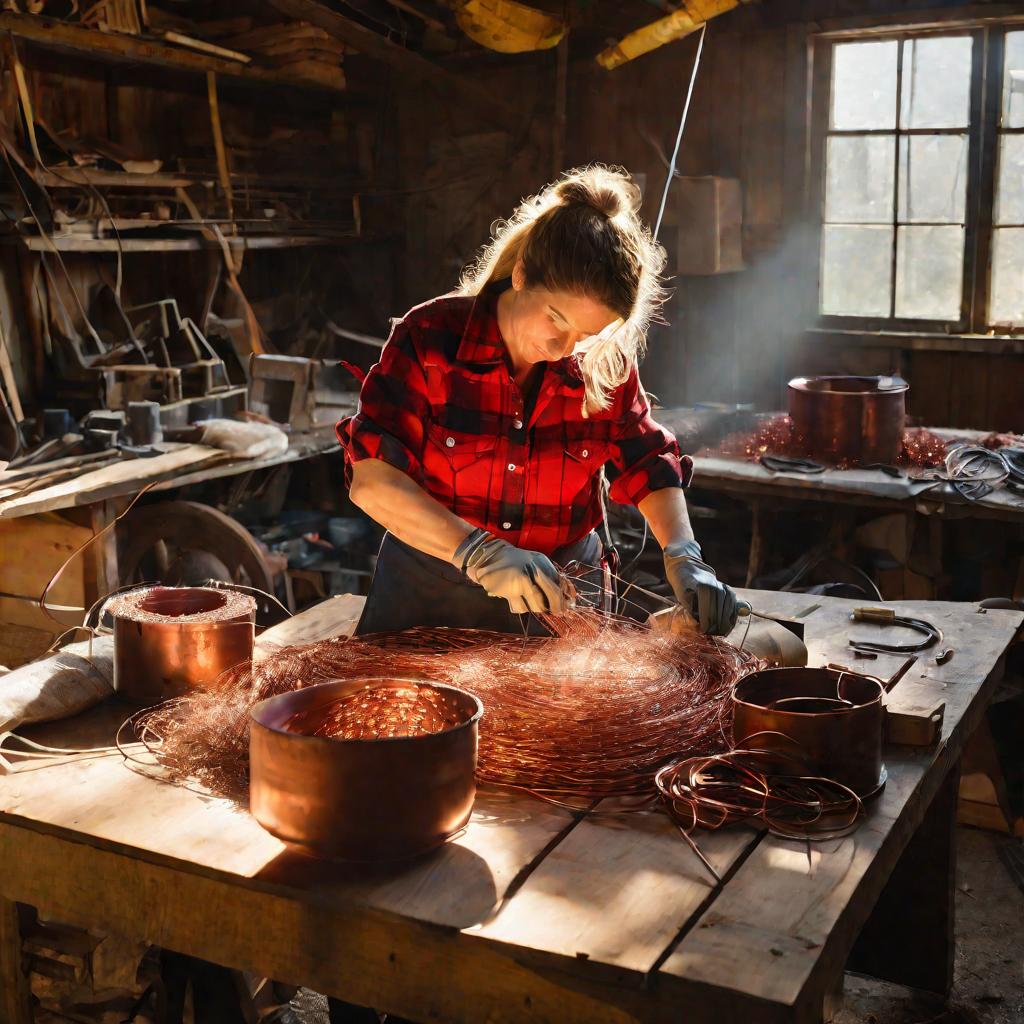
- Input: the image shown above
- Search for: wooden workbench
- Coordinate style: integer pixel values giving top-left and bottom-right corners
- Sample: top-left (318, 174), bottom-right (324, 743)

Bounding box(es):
top-left (0, 591), bottom-right (1020, 1024)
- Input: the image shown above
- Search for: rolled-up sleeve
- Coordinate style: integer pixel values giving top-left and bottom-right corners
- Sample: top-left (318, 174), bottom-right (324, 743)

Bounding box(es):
top-left (337, 319), bottom-right (430, 485)
top-left (607, 367), bottom-right (693, 506)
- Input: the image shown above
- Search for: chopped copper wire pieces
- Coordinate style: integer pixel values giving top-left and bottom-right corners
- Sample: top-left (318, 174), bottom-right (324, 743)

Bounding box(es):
top-left (655, 747), bottom-right (864, 843)
top-left (711, 414), bottom-right (950, 472)
top-left (131, 608), bottom-right (758, 806)
top-left (283, 682), bottom-right (471, 740)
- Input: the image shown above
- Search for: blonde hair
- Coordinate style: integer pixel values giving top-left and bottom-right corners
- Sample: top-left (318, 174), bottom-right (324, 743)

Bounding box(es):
top-left (457, 165), bottom-right (667, 414)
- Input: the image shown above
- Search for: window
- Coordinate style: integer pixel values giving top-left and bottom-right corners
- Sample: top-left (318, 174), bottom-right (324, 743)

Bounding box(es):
top-left (815, 25), bottom-right (1024, 333)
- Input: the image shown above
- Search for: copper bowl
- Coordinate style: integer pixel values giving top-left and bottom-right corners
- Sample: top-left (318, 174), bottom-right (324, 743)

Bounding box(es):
top-left (732, 667), bottom-right (885, 797)
top-left (111, 586), bottom-right (255, 705)
top-left (249, 678), bottom-right (482, 861)
top-left (788, 375), bottom-right (908, 465)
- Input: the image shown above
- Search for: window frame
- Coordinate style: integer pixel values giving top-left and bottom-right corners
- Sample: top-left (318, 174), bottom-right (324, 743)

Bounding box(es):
top-left (809, 21), bottom-right (1022, 336)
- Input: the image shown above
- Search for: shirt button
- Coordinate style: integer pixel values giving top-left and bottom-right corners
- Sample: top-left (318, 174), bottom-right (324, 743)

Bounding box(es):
top-left (582, 448), bottom-right (589, 458)
top-left (445, 436), bottom-right (455, 448)
top-left (507, 463), bottom-right (516, 472)
top-left (502, 521), bottom-right (512, 530)
top-left (513, 419), bottom-right (523, 430)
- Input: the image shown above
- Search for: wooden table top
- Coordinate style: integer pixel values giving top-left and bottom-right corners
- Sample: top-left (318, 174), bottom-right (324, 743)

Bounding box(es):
top-left (0, 591), bottom-right (1020, 1023)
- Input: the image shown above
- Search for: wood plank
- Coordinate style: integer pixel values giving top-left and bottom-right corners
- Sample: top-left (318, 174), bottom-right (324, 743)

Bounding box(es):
top-left (0, 897), bottom-right (32, 1024)
top-left (476, 805), bottom-right (760, 980)
top-left (0, 444), bottom-right (222, 518)
top-left (266, 0), bottom-right (518, 126)
top-left (658, 751), bottom-right (936, 1018)
top-left (0, 13), bottom-right (346, 93)
top-left (13, 234), bottom-right (352, 253)
top-left (0, 822), bottom-right (651, 1024)
top-left (848, 761), bottom-right (959, 994)
top-left (6, 706), bottom-right (577, 931)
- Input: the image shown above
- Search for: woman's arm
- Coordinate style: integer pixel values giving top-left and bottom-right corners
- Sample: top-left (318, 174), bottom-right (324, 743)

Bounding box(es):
top-left (637, 486), bottom-right (695, 548)
top-left (349, 458), bottom-right (474, 562)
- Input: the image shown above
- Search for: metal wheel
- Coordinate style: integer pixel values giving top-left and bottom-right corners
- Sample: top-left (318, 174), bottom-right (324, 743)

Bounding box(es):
top-left (117, 500), bottom-right (274, 594)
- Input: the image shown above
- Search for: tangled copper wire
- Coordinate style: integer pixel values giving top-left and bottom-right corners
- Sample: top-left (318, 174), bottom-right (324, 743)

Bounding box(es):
top-left (711, 414), bottom-right (949, 471)
top-left (133, 608), bottom-right (757, 807)
top-left (656, 746), bottom-right (863, 842)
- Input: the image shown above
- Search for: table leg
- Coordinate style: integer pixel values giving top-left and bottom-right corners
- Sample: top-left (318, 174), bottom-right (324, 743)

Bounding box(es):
top-left (0, 899), bottom-right (32, 1024)
top-left (847, 759), bottom-right (960, 995)
top-left (745, 500), bottom-right (764, 588)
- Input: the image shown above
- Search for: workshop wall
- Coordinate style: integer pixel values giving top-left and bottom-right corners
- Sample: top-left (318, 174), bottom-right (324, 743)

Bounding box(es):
top-left (561, 0), bottom-right (1024, 431)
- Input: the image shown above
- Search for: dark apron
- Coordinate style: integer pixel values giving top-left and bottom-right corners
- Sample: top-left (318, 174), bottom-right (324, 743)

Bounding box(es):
top-left (354, 531), bottom-right (604, 637)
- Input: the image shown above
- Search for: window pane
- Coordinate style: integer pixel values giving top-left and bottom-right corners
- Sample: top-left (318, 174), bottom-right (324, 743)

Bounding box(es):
top-left (895, 225), bottom-right (963, 320)
top-left (821, 225), bottom-right (894, 316)
top-left (995, 134), bottom-right (1024, 225)
top-left (1003, 31), bottom-right (1024, 128)
top-left (825, 135), bottom-right (895, 223)
top-left (900, 35), bottom-right (972, 129)
top-left (832, 41), bottom-right (898, 130)
top-left (990, 228), bottom-right (1024, 325)
top-left (898, 135), bottom-right (968, 223)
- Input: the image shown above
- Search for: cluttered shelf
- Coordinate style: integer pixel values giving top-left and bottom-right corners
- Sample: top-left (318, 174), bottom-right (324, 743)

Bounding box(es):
top-left (7, 232), bottom-right (367, 253)
top-left (0, 13), bottom-right (357, 96)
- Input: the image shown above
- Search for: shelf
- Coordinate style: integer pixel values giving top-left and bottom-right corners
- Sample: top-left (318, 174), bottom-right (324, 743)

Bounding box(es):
top-left (33, 167), bottom-right (368, 192)
top-left (11, 232), bottom-right (362, 253)
top-left (0, 13), bottom-right (351, 96)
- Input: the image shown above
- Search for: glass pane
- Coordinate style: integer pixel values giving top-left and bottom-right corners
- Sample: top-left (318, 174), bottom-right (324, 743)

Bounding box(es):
top-left (900, 35), bottom-right (972, 129)
top-left (897, 135), bottom-right (968, 223)
top-left (990, 228), bottom-right (1024, 325)
top-left (821, 225), bottom-right (894, 316)
top-left (895, 226), bottom-right (963, 319)
top-left (825, 135), bottom-right (895, 223)
top-left (832, 40), bottom-right (898, 130)
top-left (995, 134), bottom-right (1024, 225)
top-left (1003, 31), bottom-right (1024, 128)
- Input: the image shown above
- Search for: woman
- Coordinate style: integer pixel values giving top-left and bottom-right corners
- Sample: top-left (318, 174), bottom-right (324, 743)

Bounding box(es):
top-left (340, 165), bottom-right (738, 641)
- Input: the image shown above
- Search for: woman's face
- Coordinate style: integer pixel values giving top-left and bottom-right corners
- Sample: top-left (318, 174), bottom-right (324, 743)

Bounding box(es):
top-left (501, 262), bottom-right (622, 367)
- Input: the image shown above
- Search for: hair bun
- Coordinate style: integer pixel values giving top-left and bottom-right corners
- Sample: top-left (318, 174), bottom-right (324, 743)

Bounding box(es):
top-left (554, 167), bottom-right (640, 219)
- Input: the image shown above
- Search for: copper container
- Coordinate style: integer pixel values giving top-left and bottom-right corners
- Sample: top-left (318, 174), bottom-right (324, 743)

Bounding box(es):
top-left (110, 586), bottom-right (255, 705)
top-left (732, 667), bottom-right (885, 796)
top-left (788, 375), bottom-right (908, 465)
top-left (250, 678), bottom-right (482, 861)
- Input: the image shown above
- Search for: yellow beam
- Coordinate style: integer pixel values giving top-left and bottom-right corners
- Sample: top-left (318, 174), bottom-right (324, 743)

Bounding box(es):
top-left (596, 0), bottom-right (741, 70)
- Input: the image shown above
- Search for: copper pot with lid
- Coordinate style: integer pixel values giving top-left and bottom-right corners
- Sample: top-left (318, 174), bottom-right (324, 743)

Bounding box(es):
top-left (250, 678), bottom-right (482, 861)
top-left (788, 375), bottom-right (908, 465)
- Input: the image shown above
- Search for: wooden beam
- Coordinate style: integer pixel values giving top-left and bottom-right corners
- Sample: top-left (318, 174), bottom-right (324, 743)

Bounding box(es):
top-left (0, 12), bottom-right (346, 93)
top-left (266, 0), bottom-right (518, 125)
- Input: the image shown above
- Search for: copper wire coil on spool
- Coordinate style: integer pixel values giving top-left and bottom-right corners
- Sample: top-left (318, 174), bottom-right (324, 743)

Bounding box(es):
top-left (250, 678), bottom-right (482, 861)
top-left (108, 586), bottom-right (256, 705)
top-left (788, 375), bottom-right (908, 465)
top-left (731, 666), bottom-right (886, 797)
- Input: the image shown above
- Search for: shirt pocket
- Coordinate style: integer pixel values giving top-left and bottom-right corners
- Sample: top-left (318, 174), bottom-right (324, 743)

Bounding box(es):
top-left (424, 424), bottom-right (498, 516)
top-left (561, 439), bottom-right (613, 500)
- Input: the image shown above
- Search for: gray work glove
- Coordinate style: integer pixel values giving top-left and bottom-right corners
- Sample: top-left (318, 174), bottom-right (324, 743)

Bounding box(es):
top-left (663, 539), bottom-right (739, 636)
top-left (453, 529), bottom-right (569, 615)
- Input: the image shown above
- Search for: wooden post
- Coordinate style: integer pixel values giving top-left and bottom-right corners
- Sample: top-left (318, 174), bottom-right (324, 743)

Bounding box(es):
top-left (847, 759), bottom-right (960, 995)
top-left (85, 499), bottom-right (121, 608)
top-left (0, 898), bottom-right (32, 1024)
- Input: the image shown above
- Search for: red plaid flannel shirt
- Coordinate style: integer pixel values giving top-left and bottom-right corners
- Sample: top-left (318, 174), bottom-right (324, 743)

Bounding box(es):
top-left (338, 287), bottom-right (691, 557)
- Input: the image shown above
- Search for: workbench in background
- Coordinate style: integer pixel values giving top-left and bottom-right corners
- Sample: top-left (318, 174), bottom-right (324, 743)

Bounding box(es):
top-left (0, 427), bottom-right (340, 669)
top-left (0, 592), bottom-right (1019, 1023)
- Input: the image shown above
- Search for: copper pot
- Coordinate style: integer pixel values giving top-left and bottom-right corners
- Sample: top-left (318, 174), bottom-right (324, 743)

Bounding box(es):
top-left (111, 586), bottom-right (255, 705)
top-left (732, 666), bottom-right (885, 797)
top-left (250, 678), bottom-right (482, 861)
top-left (788, 375), bottom-right (908, 465)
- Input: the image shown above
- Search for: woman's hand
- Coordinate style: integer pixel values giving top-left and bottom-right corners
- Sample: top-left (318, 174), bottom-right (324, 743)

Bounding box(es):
top-left (662, 540), bottom-right (739, 636)
top-left (457, 532), bottom-right (569, 615)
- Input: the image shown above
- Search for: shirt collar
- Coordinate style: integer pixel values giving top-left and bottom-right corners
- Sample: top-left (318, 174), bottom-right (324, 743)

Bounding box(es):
top-left (456, 286), bottom-right (506, 364)
top-left (457, 283), bottom-right (585, 391)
